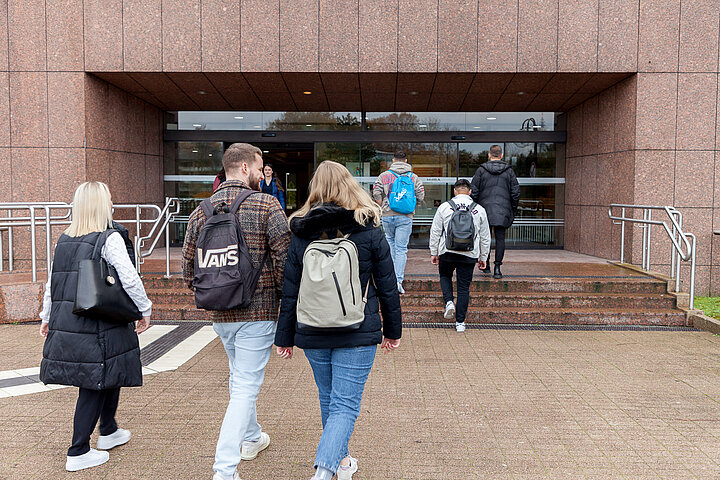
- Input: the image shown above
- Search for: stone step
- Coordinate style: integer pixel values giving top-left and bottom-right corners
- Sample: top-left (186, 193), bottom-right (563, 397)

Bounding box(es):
top-left (403, 277), bottom-right (668, 294)
top-left (142, 275), bottom-right (669, 295)
top-left (149, 303), bottom-right (686, 326)
top-left (146, 288), bottom-right (677, 311)
top-left (401, 306), bottom-right (687, 326)
top-left (400, 291), bottom-right (677, 310)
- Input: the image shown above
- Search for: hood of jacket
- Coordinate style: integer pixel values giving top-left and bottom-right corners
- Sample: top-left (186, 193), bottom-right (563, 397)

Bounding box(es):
top-left (480, 160), bottom-right (512, 175)
top-left (290, 203), bottom-right (370, 240)
top-left (389, 161), bottom-right (413, 175)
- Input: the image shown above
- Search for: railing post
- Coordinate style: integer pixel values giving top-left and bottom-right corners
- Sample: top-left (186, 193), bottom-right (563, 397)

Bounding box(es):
top-left (8, 211), bottom-right (13, 271)
top-left (165, 201), bottom-right (171, 279)
top-left (641, 209), bottom-right (648, 270)
top-left (646, 209), bottom-right (652, 270)
top-left (675, 212), bottom-right (683, 293)
top-left (44, 205), bottom-right (52, 274)
top-left (689, 234), bottom-right (696, 310)
top-left (620, 207), bottom-right (625, 263)
top-left (135, 205), bottom-right (141, 274)
top-left (30, 207), bottom-right (37, 282)
top-left (0, 228), bottom-right (3, 271)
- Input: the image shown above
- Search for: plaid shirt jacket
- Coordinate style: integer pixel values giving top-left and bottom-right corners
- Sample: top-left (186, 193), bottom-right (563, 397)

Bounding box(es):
top-left (182, 180), bottom-right (291, 323)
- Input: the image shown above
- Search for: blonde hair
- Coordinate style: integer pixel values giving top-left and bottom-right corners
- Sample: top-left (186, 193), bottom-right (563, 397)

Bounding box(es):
top-left (291, 161), bottom-right (382, 227)
top-left (65, 182), bottom-right (114, 237)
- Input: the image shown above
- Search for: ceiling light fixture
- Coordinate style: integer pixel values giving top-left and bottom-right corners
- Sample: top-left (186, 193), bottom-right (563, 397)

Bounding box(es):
top-left (208, 153), bottom-right (213, 157)
top-left (303, 91), bottom-right (312, 95)
top-left (192, 123), bottom-right (202, 127)
top-left (253, 125), bottom-right (261, 128)
top-left (263, 150), bottom-right (269, 153)
top-left (305, 124), bottom-right (312, 127)
top-left (516, 91), bottom-right (526, 96)
top-left (197, 90), bottom-right (207, 95)
top-left (418, 124), bottom-right (427, 128)
top-left (234, 116), bottom-right (244, 119)
top-left (408, 91), bottom-right (419, 95)
top-left (192, 149), bottom-right (198, 153)
top-left (486, 117), bottom-right (497, 121)
top-left (473, 126), bottom-right (482, 129)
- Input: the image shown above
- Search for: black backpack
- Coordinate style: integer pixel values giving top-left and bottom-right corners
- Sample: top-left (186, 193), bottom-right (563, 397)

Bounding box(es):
top-left (192, 190), bottom-right (267, 310)
top-left (445, 199), bottom-right (477, 252)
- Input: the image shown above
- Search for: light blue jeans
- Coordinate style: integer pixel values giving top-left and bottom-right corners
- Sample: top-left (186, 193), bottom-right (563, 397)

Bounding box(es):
top-left (304, 345), bottom-right (378, 474)
top-left (382, 215), bottom-right (413, 285)
top-left (212, 321), bottom-right (276, 478)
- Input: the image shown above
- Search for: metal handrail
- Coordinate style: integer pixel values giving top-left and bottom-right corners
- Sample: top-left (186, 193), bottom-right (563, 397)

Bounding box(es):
top-left (608, 204), bottom-right (697, 310)
top-left (0, 202), bottom-right (166, 281)
top-left (135, 198), bottom-right (182, 277)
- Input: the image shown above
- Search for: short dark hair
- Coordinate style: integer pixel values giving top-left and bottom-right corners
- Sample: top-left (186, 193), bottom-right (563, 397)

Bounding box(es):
top-left (454, 179), bottom-right (471, 190)
top-left (393, 150), bottom-right (407, 160)
top-left (223, 143), bottom-right (262, 172)
top-left (489, 145), bottom-right (503, 158)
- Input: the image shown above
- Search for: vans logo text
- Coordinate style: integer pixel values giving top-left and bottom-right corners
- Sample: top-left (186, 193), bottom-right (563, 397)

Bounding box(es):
top-left (198, 245), bottom-right (239, 268)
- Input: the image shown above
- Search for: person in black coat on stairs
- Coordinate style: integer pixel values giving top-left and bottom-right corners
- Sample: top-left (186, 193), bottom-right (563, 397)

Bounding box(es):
top-left (470, 144), bottom-right (520, 278)
top-left (38, 182), bottom-right (152, 472)
top-left (275, 160), bottom-right (402, 480)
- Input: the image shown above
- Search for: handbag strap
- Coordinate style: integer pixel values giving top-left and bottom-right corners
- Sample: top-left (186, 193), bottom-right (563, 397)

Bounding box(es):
top-left (91, 229), bottom-right (116, 260)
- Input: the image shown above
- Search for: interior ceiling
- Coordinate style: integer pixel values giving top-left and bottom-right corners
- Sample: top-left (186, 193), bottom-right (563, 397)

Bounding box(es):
top-left (93, 72), bottom-right (632, 113)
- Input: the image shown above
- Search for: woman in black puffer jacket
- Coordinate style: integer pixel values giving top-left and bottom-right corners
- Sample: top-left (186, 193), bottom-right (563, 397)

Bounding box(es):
top-left (275, 160), bottom-right (402, 480)
top-left (38, 181), bottom-right (151, 472)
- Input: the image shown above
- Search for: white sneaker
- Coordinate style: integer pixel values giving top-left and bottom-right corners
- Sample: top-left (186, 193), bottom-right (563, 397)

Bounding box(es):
top-left (241, 431), bottom-right (270, 460)
top-left (337, 456), bottom-right (359, 480)
top-left (212, 472), bottom-right (240, 480)
top-left (455, 322), bottom-right (466, 333)
top-left (65, 448), bottom-right (109, 471)
top-left (397, 282), bottom-right (405, 294)
top-left (443, 301), bottom-right (456, 320)
top-left (96, 428), bottom-right (131, 450)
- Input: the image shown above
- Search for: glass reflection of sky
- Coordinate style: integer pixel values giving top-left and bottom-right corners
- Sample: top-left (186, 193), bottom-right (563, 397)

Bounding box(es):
top-left (176, 111), bottom-right (556, 132)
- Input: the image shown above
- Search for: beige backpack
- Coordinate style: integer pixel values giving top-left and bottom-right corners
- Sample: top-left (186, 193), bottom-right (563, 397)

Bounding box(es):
top-left (297, 234), bottom-right (370, 331)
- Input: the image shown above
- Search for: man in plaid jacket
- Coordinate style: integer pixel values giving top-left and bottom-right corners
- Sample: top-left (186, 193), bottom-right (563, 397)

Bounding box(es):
top-left (182, 143), bottom-right (290, 480)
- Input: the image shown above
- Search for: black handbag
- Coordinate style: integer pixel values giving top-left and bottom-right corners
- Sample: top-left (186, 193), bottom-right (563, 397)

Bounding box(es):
top-left (72, 229), bottom-right (143, 324)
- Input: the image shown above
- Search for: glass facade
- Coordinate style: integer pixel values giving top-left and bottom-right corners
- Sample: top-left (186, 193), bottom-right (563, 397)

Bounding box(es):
top-left (164, 111), bottom-right (565, 248)
top-left (173, 111), bottom-right (556, 132)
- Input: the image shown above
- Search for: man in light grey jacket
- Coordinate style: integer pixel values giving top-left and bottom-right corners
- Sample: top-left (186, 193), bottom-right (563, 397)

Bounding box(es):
top-left (429, 179), bottom-right (491, 332)
top-left (372, 150), bottom-right (425, 294)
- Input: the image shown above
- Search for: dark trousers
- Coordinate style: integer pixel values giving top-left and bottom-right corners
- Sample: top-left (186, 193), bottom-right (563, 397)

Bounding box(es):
top-left (486, 226), bottom-right (507, 264)
top-left (438, 257), bottom-right (475, 324)
top-left (68, 387), bottom-right (121, 456)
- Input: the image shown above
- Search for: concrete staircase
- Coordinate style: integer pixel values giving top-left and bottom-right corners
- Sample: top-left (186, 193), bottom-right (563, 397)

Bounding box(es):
top-left (142, 267), bottom-right (687, 326)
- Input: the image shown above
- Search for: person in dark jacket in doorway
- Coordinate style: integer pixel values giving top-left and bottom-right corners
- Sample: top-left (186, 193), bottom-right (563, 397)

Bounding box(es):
top-left (470, 144), bottom-right (520, 278)
top-left (38, 181), bottom-right (151, 472)
top-left (275, 160), bottom-right (402, 480)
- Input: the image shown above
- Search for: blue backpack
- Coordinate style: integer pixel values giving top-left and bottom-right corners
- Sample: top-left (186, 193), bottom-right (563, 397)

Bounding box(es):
top-left (387, 171), bottom-right (417, 214)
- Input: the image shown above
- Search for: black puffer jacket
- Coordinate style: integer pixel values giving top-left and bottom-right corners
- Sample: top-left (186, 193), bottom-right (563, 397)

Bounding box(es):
top-left (470, 161), bottom-right (521, 228)
top-left (275, 204), bottom-right (402, 349)
top-left (39, 232), bottom-right (142, 390)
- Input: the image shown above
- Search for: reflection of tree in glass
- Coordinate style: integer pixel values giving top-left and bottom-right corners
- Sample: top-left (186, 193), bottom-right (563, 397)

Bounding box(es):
top-left (266, 112), bottom-right (360, 130)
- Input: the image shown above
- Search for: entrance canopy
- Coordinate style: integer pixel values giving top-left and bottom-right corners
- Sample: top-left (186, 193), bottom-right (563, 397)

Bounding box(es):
top-left (94, 72), bottom-right (632, 113)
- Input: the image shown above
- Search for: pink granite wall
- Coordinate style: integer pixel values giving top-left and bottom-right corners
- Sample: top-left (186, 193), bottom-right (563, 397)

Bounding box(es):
top-left (564, 0), bottom-right (720, 295)
top-left (0, 1), bottom-right (163, 269)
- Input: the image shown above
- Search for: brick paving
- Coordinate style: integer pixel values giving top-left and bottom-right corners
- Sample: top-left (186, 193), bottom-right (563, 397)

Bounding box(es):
top-left (2, 324), bottom-right (720, 479)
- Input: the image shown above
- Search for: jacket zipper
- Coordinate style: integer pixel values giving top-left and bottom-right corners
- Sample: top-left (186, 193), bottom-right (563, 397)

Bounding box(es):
top-left (332, 271), bottom-right (347, 316)
top-left (338, 246), bottom-right (356, 304)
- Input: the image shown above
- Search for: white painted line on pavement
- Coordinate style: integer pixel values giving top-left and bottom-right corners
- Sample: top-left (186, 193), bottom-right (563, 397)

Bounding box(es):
top-left (144, 326), bottom-right (217, 373)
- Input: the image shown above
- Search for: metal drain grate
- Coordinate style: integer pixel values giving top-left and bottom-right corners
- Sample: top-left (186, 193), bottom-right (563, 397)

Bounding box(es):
top-left (402, 322), bottom-right (696, 331)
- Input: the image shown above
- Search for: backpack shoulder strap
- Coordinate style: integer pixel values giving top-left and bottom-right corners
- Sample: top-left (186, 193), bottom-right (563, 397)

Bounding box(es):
top-left (469, 202), bottom-right (477, 212)
top-left (229, 189), bottom-right (257, 213)
top-left (199, 198), bottom-right (215, 218)
top-left (388, 170), bottom-right (399, 179)
top-left (447, 199), bottom-right (457, 211)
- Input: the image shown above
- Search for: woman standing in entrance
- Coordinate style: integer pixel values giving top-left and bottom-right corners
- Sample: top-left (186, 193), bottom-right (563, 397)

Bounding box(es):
top-left (275, 161), bottom-right (402, 480)
top-left (260, 163), bottom-right (286, 210)
top-left (39, 181), bottom-right (152, 472)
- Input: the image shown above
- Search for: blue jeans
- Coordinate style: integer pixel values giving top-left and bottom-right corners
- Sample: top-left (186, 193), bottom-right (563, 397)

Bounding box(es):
top-left (212, 321), bottom-right (276, 477)
top-left (382, 215), bottom-right (413, 284)
top-left (304, 345), bottom-right (378, 474)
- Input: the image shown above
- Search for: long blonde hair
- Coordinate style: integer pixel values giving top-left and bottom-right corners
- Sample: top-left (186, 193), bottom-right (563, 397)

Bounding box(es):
top-left (65, 181), bottom-right (114, 237)
top-left (291, 161), bottom-right (382, 227)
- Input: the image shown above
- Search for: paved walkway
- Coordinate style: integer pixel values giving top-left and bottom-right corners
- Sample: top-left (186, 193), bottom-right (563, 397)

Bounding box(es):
top-left (2, 323), bottom-right (720, 479)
